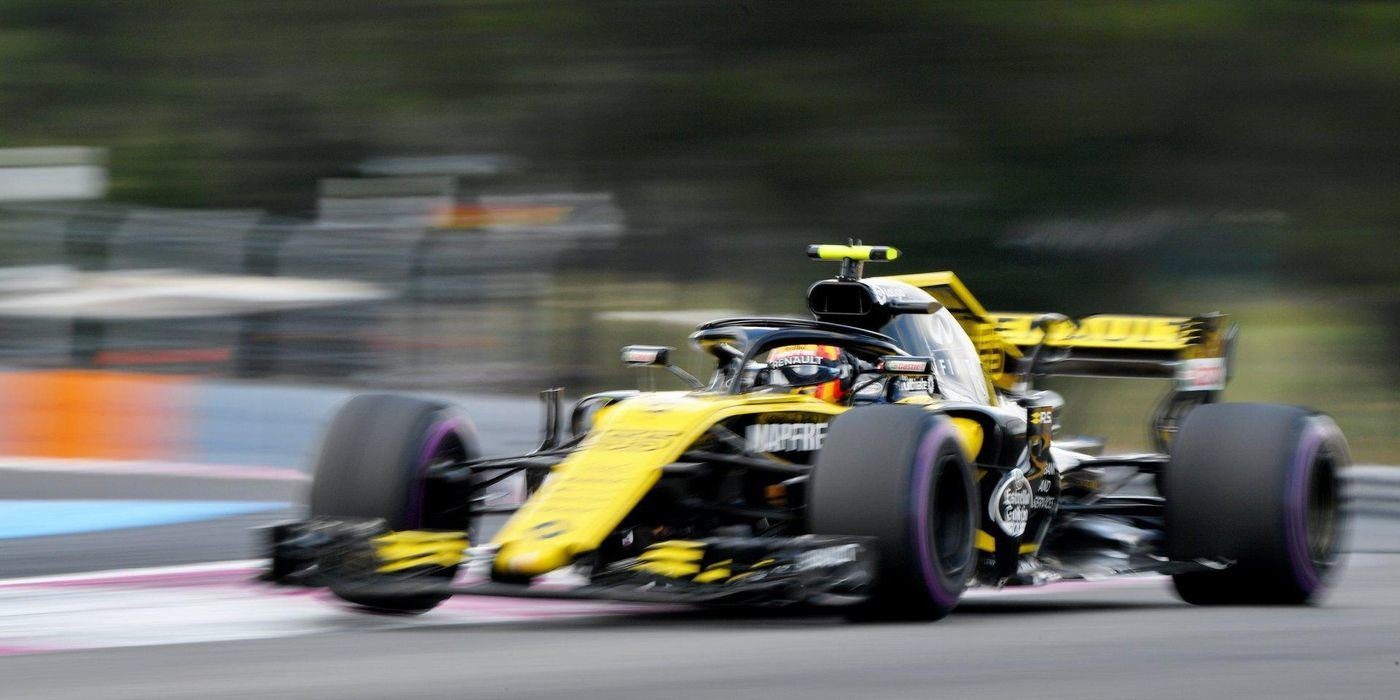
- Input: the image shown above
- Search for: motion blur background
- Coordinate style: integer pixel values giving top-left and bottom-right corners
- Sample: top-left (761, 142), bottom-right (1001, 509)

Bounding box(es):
top-left (0, 1), bottom-right (1396, 464)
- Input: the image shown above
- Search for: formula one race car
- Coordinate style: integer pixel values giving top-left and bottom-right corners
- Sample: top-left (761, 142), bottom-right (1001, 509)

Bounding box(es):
top-left (265, 244), bottom-right (1349, 620)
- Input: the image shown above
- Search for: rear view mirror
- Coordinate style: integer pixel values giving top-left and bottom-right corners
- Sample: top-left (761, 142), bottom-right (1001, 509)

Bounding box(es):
top-left (621, 345), bottom-right (672, 367)
top-left (880, 356), bottom-right (935, 375)
top-left (880, 355), bottom-right (940, 398)
top-left (621, 345), bottom-right (703, 389)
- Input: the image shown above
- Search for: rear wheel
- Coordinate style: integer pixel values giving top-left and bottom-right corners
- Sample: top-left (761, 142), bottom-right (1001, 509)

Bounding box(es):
top-left (1165, 403), bottom-right (1348, 605)
top-left (309, 393), bottom-right (479, 613)
top-left (810, 406), bottom-right (977, 621)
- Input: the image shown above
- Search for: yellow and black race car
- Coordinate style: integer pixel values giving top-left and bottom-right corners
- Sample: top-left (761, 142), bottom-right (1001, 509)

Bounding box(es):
top-left (266, 244), bottom-right (1350, 620)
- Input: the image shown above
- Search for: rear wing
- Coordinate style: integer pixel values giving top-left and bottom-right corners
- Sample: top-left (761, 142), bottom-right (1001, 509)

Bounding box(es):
top-left (991, 311), bottom-right (1235, 387)
top-left (878, 272), bottom-right (1237, 393)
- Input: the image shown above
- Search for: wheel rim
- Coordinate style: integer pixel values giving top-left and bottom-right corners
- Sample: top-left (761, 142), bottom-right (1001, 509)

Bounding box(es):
top-left (1305, 451), bottom-right (1340, 573)
top-left (910, 422), bottom-right (974, 609)
top-left (1287, 420), bottom-right (1344, 593)
top-left (406, 419), bottom-right (467, 529)
top-left (930, 453), bottom-right (972, 579)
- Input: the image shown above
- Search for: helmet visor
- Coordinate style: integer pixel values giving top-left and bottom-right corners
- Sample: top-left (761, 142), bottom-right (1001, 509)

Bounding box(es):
top-left (765, 346), bottom-right (844, 388)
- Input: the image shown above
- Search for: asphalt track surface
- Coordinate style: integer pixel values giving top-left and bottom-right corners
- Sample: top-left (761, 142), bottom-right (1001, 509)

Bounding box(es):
top-left (2, 395), bottom-right (1399, 699)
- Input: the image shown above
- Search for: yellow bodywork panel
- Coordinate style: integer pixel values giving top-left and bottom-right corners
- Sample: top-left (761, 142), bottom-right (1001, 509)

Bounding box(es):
top-left (633, 541), bottom-right (712, 578)
top-left (877, 272), bottom-right (1023, 392)
top-left (491, 391), bottom-right (986, 578)
top-left (990, 312), bottom-right (1193, 350)
top-left (491, 392), bottom-right (845, 577)
top-left (635, 560), bottom-right (702, 578)
top-left (879, 270), bottom-right (1225, 390)
top-left (372, 530), bottom-right (469, 573)
top-left (974, 529), bottom-right (1039, 555)
top-left (948, 417), bottom-right (983, 460)
top-left (882, 271), bottom-right (1195, 350)
top-left (692, 568), bottom-right (732, 583)
top-left (639, 547), bottom-right (704, 563)
top-left (892, 401), bottom-right (983, 458)
top-left (881, 272), bottom-right (996, 320)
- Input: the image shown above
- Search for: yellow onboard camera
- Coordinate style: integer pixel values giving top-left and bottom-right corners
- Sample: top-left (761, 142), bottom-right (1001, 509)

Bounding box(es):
top-left (807, 244), bottom-right (901, 281)
top-left (805, 244), bottom-right (900, 262)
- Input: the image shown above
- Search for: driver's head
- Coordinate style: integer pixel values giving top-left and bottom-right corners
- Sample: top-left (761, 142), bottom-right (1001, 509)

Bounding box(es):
top-left (765, 344), bottom-right (851, 404)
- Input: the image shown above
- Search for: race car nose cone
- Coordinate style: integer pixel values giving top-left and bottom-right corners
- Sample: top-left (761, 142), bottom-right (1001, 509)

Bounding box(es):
top-left (494, 543), bottom-right (570, 578)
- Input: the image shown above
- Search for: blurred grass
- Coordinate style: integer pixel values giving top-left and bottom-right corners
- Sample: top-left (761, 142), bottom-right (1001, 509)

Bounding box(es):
top-left (1046, 299), bottom-right (1397, 463)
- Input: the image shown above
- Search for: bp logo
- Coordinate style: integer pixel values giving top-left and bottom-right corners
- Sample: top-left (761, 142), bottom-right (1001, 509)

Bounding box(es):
top-left (989, 471), bottom-right (1032, 537)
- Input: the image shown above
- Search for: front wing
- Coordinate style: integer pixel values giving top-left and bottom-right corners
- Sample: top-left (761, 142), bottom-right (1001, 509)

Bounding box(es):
top-left (263, 518), bottom-right (876, 607)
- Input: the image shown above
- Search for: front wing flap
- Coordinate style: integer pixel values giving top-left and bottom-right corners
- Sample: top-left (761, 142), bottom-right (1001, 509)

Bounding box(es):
top-left (586, 535), bottom-right (876, 606)
top-left (264, 519), bottom-right (876, 607)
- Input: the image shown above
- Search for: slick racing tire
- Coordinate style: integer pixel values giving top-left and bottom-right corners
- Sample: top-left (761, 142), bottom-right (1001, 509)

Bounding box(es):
top-left (310, 393), bottom-right (480, 613)
top-left (1165, 403), bottom-right (1348, 605)
top-left (810, 406), bottom-right (977, 621)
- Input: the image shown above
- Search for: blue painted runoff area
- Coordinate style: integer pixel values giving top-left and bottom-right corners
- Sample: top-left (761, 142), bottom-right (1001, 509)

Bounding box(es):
top-left (0, 500), bottom-right (290, 540)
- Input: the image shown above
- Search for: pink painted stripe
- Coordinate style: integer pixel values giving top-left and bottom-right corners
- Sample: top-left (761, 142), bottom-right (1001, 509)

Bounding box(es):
top-left (439, 596), bottom-right (663, 615)
top-left (0, 562), bottom-right (662, 617)
top-left (964, 575), bottom-right (1167, 598)
top-left (13, 570), bottom-right (263, 590)
top-left (0, 644), bottom-right (66, 656)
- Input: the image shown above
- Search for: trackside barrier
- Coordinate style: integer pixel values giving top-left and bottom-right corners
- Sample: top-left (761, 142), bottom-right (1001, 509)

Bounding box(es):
top-left (0, 369), bottom-right (1395, 513)
top-left (0, 371), bottom-right (543, 469)
top-left (1344, 466), bottom-right (1400, 520)
top-left (0, 370), bottom-right (349, 468)
top-left (0, 371), bottom-right (189, 461)
top-left (0, 200), bottom-right (624, 389)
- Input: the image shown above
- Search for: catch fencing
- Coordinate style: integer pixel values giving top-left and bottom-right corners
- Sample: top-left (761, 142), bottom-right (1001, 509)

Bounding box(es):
top-left (0, 197), bottom-right (624, 390)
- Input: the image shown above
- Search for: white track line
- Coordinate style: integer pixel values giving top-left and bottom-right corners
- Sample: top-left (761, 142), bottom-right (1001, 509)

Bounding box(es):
top-left (0, 559), bottom-right (1172, 657)
top-left (0, 560), bottom-right (652, 656)
top-left (0, 456), bottom-right (307, 481)
top-left (0, 559), bottom-right (266, 589)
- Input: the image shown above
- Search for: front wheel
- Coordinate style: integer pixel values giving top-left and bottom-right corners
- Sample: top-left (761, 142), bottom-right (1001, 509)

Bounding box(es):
top-left (309, 393), bottom-right (480, 613)
top-left (809, 406), bottom-right (978, 621)
top-left (1165, 403), bottom-right (1349, 605)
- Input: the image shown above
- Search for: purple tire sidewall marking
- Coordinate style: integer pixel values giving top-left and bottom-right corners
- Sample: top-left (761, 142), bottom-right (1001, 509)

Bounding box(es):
top-left (405, 418), bottom-right (461, 528)
top-left (1285, 421), bottom-right (1326, 593)
top-left (910, 421), bottom-right (960, 610)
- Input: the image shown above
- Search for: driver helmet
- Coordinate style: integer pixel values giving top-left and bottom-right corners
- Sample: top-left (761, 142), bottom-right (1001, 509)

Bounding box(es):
top-left (765, 344), bottom-right (851, 404)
